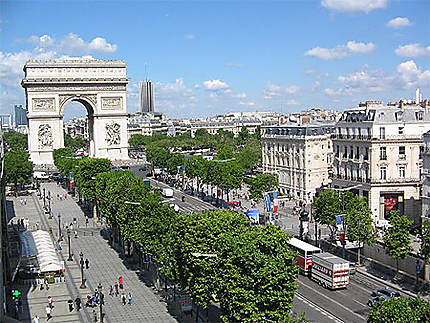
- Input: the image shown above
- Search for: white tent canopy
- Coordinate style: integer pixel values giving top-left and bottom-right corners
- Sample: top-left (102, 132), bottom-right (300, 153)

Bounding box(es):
top-left (32, 230), bottom-right (62, 273)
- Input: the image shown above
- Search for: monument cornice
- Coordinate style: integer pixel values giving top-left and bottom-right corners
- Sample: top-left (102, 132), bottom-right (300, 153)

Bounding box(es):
top-left (22, 78), bottom-right (129, 86)
top-left (24, 59), bottom-right (126, 69)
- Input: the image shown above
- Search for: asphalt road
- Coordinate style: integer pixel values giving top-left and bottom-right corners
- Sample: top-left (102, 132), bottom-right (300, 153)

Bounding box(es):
top-left (129, 166), bottom-right (412, 323)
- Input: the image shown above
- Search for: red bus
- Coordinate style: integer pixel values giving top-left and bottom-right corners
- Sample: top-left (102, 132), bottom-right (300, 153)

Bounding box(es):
top-left (287, 237), bottom-right (322, 275)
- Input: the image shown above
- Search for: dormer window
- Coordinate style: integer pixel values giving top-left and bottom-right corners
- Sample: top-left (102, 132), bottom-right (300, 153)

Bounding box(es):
top-left (416, 112), bottom-right (424, 120)
top-left (395, 111), bottom-right (403, 121)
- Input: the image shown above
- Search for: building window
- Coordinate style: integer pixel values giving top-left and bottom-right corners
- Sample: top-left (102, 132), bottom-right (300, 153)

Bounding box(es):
top-left (343, 147), bottom-right (347, 158)
top-left (364, 148), bottom-right (369, 161)
top-left (399, 146), bottom-right (405, 160)
top-left (420, 146), bottom-right (424, 159)
top-left (336, 145), bottom-right (340, 157)
top-left (380, 166), bottom-right (387, 180)
top-left (379, 127), bottom-right (385, 139)
top-left (416, 112), bottom-right (424, 121)
top-left (398, 127), bottom-right (404, 135)
top-left (349, 146), bottom-right (353, 159)
top-left (380, 147), bottom-right (387, 160)
top-left (399, 166), bottom-right (405, 178)
top-left (355, 147), bottom-right (360, 159)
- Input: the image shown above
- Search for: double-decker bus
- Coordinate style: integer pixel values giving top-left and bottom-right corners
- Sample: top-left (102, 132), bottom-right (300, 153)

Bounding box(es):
top-left (287, 237), bottom-right (322, 275)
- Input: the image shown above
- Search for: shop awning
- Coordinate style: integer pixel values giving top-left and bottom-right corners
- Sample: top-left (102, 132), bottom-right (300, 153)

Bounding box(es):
top-left (32, 230), bottom-right (62, 273)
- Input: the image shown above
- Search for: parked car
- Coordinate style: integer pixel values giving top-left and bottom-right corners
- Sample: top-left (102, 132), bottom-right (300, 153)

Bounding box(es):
top-left (120, 165), bottom-right (130, 170)
top-left (368, 295), bottom-right (390, 307)
top-left (371, 288), bottom-right (400, 298)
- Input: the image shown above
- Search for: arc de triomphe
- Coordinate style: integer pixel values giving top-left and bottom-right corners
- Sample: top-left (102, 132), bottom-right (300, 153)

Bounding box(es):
top-left (21, 59), bottom-right (129, 165)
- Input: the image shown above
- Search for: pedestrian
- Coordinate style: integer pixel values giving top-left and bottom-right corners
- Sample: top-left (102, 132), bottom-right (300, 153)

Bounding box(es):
top-left (109, 285), bottom-right (113, 296)
top-left (68, 299), bottom-right (74, 312)
top-left (128, 292), bottom-right (132, 305)
top-left (93, 309), bottom-right (98, 322)
top-left (114, 282), bottom-right (119, 296)
top-left (47, 296), bottom-right (53, 308)
top-left (45, 305), bottom-right (52, 321)
top-left (119, 276), bottom-right (124, 290)
top-left (85, 258), bottom-right (89, 269)
top-left (75, 296), bottom-right (81, 311)
top-left (121, 293), bottom-right (126, 305)
top-left (32, 315), bottom-right (40, 323)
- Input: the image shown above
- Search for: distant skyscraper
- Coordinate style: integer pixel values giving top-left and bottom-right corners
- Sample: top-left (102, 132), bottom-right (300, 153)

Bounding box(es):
top-left (14, 104), bottom-right (28, 126)
top-left (140, 81), bottom-right (155, 113)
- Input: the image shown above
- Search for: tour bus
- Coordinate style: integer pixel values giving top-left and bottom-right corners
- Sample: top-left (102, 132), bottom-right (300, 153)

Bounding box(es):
top-left (287, 237), bottom-right (322, 275)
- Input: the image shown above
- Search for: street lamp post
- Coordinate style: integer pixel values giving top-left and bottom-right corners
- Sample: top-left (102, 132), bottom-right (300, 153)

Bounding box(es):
top-left (57, 214), bottom-right (62, 242)
top-left (48, 191), bottom-right (52, 219)
top-left (79, 252), bottom-right (86, 289)
top-left (98, 283), bottom-right (104, 323)
top-left (67, 228), bottom-right (73, 261)
top-left (43, 188), bottom-right (46, 209)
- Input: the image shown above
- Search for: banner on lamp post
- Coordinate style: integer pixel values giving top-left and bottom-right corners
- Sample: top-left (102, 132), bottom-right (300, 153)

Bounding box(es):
top-left (273, 191), bottom-right (279, 213)
top-left (263, 193), bottom-right (271, 213)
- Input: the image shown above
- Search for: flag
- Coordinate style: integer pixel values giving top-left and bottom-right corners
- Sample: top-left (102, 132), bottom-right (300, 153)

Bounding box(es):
top-left (336, 215), bottom-right (344, 232)
top-left (273, 191), bottom-right (279, 213)
top-left (263, 193), bottom-right (271, 212)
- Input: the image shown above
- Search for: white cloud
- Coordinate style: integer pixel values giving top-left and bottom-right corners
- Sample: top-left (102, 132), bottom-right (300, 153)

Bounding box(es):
top-left (397, 60), bottom-right (430, 89)
top-left (325, 60), bottom-right (430, 98)
top-left (203, 79), bottom-right (230, 91)
top-left (321, 0), bottom-right (387, 13)
top-left (234, 92), bottom-right (247, 99)
top-left (29, 33), bottom-right (117, 55)
top-left (395, 44), bottom-right (430, 57)
top-left (263, 82), bottom-right (300, 99)
top-left (386, 17), bottom-right (412, 29)
top-left (226, 62), bottom-right (245, 69)
top-left (286, 99), bottom-right (299, 105)
top-left (239, 101), bottom-right (255, 106)
top-left (305, 41), bottom-right (375, 60)
top-left (184, 34), bottom-right (197, 40)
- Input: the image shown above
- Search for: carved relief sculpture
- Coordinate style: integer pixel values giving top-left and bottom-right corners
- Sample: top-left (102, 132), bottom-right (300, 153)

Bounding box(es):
top-left (32, 98), bottom-right (55, 111)
top-left (105, 122), bottom-right (121, 145)
top-left (101, 97), bottom-right (122, 110)
top-left (38, 124), bottom-right (54, 149)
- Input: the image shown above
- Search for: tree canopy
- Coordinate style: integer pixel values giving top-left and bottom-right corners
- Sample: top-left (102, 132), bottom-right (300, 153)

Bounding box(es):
top-left (4, 150), bottom-right (33, 191)
top-left (3, 131), bottom-right (28, 151)
top-left (367, 297), bottom-right (430, 323)
top-left (248, 173), bottom-right (279, 201)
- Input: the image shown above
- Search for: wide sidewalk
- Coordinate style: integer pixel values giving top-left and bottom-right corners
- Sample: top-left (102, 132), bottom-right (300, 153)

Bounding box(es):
top-left (8, 182), bottom-right (200, 322)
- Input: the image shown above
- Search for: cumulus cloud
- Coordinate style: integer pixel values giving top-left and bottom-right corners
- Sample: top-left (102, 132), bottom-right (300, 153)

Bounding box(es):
top-left (29, 33), bottom-right (117, 55)
top-left (263, 83), bottom-right (300, 99)
top-left (234, 92), bottom-right (247, 99)
top-left (386, 17), bottom-right (412, 29)
top-left (325, 60), bottom-right (430, 97)
top-left (203, 79), bottom-right (230, 91)
top-left (305, 41), bottom-right (375, 60)
top-left (184, 34), bottom-right (197, 40)
top-left (395, 44), bottom-right (430, 57)
top-left (321, 0), bottom-right (387, 13)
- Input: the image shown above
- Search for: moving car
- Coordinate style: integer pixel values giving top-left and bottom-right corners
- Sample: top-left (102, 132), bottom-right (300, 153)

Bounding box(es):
top-left (368, 294), bottom-right (390, 307)
top-left (161, 188), bottom-right (174, 198)
top-left (33, 171), bottom-right (49, 180)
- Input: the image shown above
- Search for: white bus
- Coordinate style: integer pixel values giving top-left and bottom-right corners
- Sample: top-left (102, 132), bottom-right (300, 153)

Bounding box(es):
top-left (287, 237), bottom-right (321, 275)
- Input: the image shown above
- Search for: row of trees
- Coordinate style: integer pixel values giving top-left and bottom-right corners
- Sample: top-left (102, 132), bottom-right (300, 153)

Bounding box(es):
top-left (52, 151), bottom-right (303, 322)
top-left (3, 131), bottom-right (33, 194)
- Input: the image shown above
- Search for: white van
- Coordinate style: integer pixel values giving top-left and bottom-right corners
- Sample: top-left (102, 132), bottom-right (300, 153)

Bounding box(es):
top-left (162, 188), bottom-right (174, 198)
top-left (33, 171), bottom-right (49, 180)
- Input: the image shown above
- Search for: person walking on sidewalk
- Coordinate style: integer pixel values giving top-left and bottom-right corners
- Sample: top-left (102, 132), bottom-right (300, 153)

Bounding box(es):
top-left (45, 305), bottom-right (52, 321)
top-left (32, 315), bottom-right (40, 323)
top-left (121, 293), bottom-right (126, 305)
top-left (109, 285), bottom-right (113, 296)
top-left (119, 276), bottom-right (124, 290)
top-left (47, 296), bottom-right (54, 309)
top-left (128, 292), bottom-right (132, 305)
top-left (68, 298), bottom-right (74, 312)
top-left (92, 309), bottom-right (98, 322)
top-left (114, 282), bottom-right (119, 296)
top-left (75, 296), bottom-right (81, 311)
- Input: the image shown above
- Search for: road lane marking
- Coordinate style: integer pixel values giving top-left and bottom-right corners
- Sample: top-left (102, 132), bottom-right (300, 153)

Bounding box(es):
top-left (297, 279), bottom-right (366, 322)
top-left (353, 299), bottom-right (367, 307)
top-left (296, 292), bottom-right (344, 323)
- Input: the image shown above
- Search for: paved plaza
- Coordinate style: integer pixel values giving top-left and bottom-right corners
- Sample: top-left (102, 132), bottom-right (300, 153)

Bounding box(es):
top-left (7, 182), bottom-right (195, 322)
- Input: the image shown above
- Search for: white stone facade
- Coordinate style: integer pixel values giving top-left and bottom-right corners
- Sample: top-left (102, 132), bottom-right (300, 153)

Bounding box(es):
top-left (21, 59), bottom-right (130, 165)
top-left (262, 123), bottom-right (335, 202)
top-left (422, 130), bottom-right (430, 220)
top-left (332, 101), bottom-right (430, 225)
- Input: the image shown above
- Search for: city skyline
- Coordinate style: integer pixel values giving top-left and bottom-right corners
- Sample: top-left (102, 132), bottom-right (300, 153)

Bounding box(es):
top-left (0, 0), bottom-right (429, 120)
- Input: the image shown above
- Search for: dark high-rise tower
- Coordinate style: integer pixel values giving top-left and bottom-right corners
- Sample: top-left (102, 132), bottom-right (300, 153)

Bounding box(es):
top-left (140, 81), bottom-right (154, 113)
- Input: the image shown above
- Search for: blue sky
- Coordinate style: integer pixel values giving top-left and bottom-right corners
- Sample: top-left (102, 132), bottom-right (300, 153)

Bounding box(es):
top-left (1, 0), bottom-right (430, 119)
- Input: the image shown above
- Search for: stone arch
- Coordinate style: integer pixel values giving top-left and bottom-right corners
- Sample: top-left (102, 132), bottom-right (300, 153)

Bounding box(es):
top-left (21, 58), bottom-right (130, 165)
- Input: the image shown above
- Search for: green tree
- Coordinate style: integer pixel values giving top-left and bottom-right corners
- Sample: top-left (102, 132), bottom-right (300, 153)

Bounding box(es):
top-left (248, 173), bottom-right (278, 201)
top-left (74, 158), bottom-right (112, 205)
top-left (3, 131), bottom-right (28, 150)
top-left (238, 126), bottom-right (250, 143)
top-left (312, 190), bottom-right (343, 234)
top-left (53, 147), bottom-right (73, 166)
top-left (367, 297), bottom-right (430, 323)
top-left (128, 134), bottom-right (150, 149)
top-left (166, 153), bottom-right (184, 175)
top-left (236, 140), bottom-right (261, 172)
top-left (252, 125), bottom-right (261, 140)
top-left (345, 195), bottom-right (376, 264)
top-left (419, 220), bottom-right (430, 282)
top-left (383, 210), bottom-right (413, 278)
top-left (4, 150), bottom-right (33, 194)
top-left (216, 145), bottom-right (235, 160)
top-left (185, 156), bottom-right (208, 195)
top-left (145, 146), bottom-right (171, 168)
top-left (64, 133), bottom-right (87, 150)
top-left (217, 161), bottom-right (244, 201)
